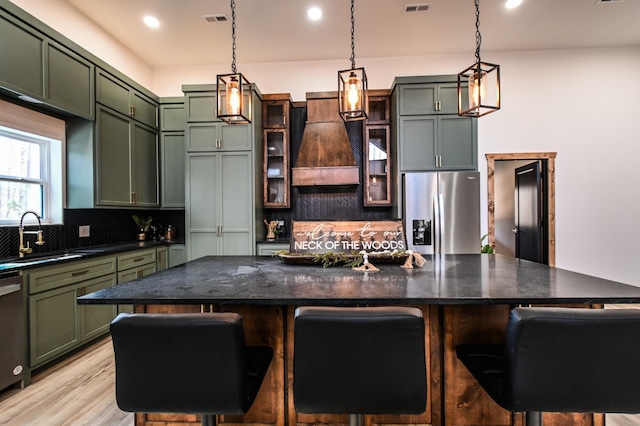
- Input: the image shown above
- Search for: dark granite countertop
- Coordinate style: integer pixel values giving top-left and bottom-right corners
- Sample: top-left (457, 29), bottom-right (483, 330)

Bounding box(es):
top-left (0, 238), bottom-right (185, 274)
top-left (77, 254), bottom-right (640, 306)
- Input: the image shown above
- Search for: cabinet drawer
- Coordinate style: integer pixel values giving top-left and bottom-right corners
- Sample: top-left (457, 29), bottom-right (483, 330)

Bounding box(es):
top-left (117, 248), bottom-right (156, 271)
top-left (257, 243), bottom-right (289, 256)
top-left (28, 256), bottom-right (117, 295)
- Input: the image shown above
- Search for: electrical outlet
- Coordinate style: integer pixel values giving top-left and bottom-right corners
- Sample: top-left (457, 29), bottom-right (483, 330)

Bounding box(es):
top-left (79, 225), bottom-right (90, 238)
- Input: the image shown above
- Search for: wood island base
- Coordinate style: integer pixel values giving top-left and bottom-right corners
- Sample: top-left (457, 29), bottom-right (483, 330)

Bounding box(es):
top-left (133, 303), bottom-right (604, 426)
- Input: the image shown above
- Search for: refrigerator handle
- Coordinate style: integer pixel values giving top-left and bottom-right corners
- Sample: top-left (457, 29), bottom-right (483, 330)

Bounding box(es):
top-left (438, 193), bottom-right (445, 254)
top-left (433, 193), bottom-right (442, 254)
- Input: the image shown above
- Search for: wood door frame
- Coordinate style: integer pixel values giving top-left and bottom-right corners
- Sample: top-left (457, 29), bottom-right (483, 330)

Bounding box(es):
top-left (486, 152), bottom-right (557, 266)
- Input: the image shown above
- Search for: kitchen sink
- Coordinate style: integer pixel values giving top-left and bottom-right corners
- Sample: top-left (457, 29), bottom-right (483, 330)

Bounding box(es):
top-left (0, 253), bottom-right (84, 271)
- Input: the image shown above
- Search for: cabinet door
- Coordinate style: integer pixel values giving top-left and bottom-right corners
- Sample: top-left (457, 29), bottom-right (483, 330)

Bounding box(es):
top-left (187, 153), bottom-right (220, 260)
top-left (399, 116), bottom-right (437, 171)
top-left (263, 129), bottom-right (289, 208)
top-left (185, 92), bottom-right (218, 122)
top-left (263, 100), bottom-right (289, 128)
top-left (78, 275), bottom-right (117, 341)
top-left (438, 116), bottom-right (477, 170)
top-left (187, 123), bottom-right (219, 151)
top-left (161, 133), bottom-right (186, 208)
top-left (29, 285), bottom-right (79, 367)
top-left (96, 69), bottom-right (131, 115)
top-left (438, 83), bottom-right (463, 114)
top-left (132, 122), bottom-right (159, 207)
top-left (220, 124), bottom-right (251, 151)
top-left (398, 84), bottom-right (437, 115)
top-left (117, 263), bottom-right (156, 313)
top-left (46, 41), bottom-right (94, 119)
top-left (160, 103), bottom-right (185, 131)
top-left (0, 11), bottom-right (44, 99)
top-left (156, 247), bottom-right (168, 271)
top-left (169, 244), bottom-right (187, 267)
top-left (133, 92), bottom-right (158, 128)
top-left (96, 106), bottom-right (132, 206)
top-left (364, 125), bottom-right (391, 205)
top-left (220, 152), bottom-right (253, 254)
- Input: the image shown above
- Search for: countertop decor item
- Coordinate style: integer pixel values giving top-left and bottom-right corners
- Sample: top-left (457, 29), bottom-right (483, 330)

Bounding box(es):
top-left (132, 215), bottom-right (153, 240)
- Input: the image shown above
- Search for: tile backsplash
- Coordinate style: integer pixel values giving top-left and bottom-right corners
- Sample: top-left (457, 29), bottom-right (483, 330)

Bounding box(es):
top-left (0, 208), bottom-right (185, 259)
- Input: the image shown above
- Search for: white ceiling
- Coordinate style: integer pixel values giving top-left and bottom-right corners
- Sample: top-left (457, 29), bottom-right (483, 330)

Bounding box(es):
top-left (62, 0), bottom-right (640, 68)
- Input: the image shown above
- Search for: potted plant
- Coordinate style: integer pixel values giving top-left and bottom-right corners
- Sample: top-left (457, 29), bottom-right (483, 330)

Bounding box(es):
top-left (481, 234), bottom-right (494, 254)
top-left (132, 215), bottom-right (153, 241)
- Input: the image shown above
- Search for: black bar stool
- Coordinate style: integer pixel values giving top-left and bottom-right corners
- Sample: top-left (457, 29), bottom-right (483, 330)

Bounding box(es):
top-left (110, 313), bottom-right (273, 426)
top-left (456, 307), bottom-right (640, 426)
top-left (293, 306), bottom-right (427, 426)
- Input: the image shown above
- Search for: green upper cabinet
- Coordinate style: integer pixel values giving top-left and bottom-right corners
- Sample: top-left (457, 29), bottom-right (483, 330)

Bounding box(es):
top-left (398, 82), bottom-right (467, 115)
top-left (187, 122), bottom-right (251, 152)
top-left (0, 10), bottom-right (44, 99)
top-left (398, 115), bottom-right (477, 172)
top-left (46, 41), bottom-right (94, 119)
top-left (0, 9), bottom-right (94, 120)
top-left (160, 100), bottom-right (186, 131)
top-left (95, 105), bottom-right (159, 207)
top-left (160, 98), bottom-right (186, 209)
top-left (96, 68), bottom-right (158, 128)
top-left (391, 75), bottom-right (478, 217)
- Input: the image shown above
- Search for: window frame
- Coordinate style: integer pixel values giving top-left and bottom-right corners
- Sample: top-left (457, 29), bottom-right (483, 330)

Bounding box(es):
top-left (0, 99), bottom-right (65, 227)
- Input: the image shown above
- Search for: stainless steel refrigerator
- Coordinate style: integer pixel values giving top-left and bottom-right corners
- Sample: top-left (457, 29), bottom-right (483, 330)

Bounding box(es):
top-left (403, 171), bottom-right (480, 254)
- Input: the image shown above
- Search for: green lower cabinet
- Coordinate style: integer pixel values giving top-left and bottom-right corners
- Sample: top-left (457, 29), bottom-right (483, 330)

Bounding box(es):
top-left (156, 247), bottom-right (169, 271)
top-left (169, 244), bottom-right (186, 267)
top-left (78, 275), bottom-right (118, 341)
top-left (117, 260), bottom-right (156, 313)
top-left (29, 284), bottom-right (79, 367)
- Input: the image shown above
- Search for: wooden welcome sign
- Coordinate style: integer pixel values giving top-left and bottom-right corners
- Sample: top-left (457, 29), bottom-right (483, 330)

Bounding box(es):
top-left (290, 220), bottom-right (406, 254)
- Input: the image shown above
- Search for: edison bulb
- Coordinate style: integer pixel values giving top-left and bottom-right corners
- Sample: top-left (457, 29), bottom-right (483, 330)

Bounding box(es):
top-left (468, 70), bottom-right (487, 109)
top-left (226, 78), bottom-right (241, 115)
top-left (345, 74), bottom-right (362, 113)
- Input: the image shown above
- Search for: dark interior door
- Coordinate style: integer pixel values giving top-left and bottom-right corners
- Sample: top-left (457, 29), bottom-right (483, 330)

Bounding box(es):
top-left (514, 162), bottom-right (547, 263)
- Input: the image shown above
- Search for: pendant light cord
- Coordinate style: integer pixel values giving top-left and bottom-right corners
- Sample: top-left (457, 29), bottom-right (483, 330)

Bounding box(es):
top-left (474, 0), bottom-right (482, 64)
top-left (350, 0), bottom-right (356, 69)
top-left (231, 0), bottom-right (237, 73)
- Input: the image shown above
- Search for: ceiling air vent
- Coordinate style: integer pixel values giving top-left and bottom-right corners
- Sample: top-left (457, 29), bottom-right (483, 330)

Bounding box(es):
top-left (405, 3), bottom-right (430, 13)
top-left (595, 0), bottom-right (625, 3)
top-left (203, 14), bottom-right (228, 23)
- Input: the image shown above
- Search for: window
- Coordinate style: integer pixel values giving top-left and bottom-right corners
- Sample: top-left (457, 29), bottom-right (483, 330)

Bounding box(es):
top-left (0, 99), bottom-right (64, 226)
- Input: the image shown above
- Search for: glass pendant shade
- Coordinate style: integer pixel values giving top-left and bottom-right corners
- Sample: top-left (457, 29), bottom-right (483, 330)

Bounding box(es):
top-left (457, 61), bottom-right (500, 117)
top-left (217, 72), bottom-right (252, 124)
top-left (338, 67), bottom-right (368, 121)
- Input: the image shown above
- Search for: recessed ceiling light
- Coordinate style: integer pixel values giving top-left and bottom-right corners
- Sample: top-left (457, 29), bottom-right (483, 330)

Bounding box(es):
top-left (143, 16), bottom-right (160, 28)
top-left (308, 7), bottom-right (322, 21)
top-left (505, 0), bottom-right (523, 8)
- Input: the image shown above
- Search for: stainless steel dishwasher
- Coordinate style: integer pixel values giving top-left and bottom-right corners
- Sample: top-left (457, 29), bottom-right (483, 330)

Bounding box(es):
top-left (0, 271), bottom-right (25, 390)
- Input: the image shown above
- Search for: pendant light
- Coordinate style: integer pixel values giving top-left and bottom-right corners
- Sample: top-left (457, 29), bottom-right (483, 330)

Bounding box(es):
top-left (217, 0), bottom-right (252, 124)
top-left (458, 0), bottom-right (500, 117)
top-left (338, 0), bottom-right (368, 122)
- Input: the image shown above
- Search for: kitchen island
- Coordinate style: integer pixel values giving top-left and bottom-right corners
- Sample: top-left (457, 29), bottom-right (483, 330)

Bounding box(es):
top-left (79, 255), bottom-right (640, 426)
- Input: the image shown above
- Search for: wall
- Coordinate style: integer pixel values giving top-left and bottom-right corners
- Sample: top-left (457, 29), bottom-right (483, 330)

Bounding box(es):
top-left (6, 0), bottom-right (640, 286)
top-left (8, 0), bottom-right (153, 88)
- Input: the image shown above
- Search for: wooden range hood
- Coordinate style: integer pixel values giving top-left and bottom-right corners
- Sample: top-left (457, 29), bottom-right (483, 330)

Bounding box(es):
top-left (292, 92), bottom-right (360, 186)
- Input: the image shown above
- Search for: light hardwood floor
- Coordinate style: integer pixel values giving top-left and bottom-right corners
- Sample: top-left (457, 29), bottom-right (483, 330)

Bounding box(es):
top-left (1, 332), bottom-right (639, 425)
top-left (0, 337), bottom-right (132, 426)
